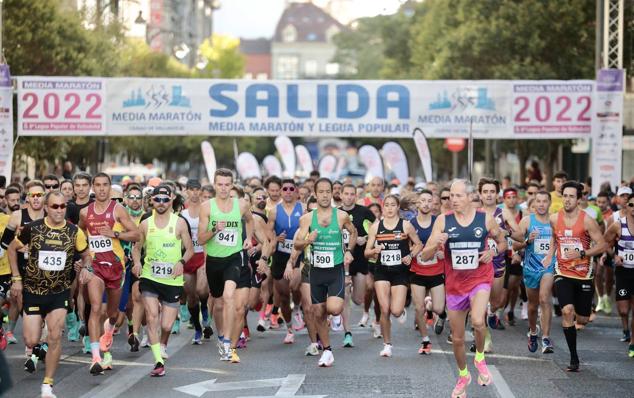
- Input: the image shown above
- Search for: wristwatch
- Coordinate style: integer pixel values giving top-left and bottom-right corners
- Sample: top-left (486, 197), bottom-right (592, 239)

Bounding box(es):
top-left (579, 250), bottom-right (586, 259)
top-left (261, 255), bottom-right (269, 261)
top-left (114, 231), bottom-right (120, 239)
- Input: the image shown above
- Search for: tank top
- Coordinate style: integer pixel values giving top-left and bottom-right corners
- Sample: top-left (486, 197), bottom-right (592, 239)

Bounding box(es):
top-left (85, 200), bottom-right (125, 271)
top-left (410, 216), bottom-right (444, 276)
top-left (524, 214), bottom-right (555, 273)
top-left (309, 208), bottom-right (344, 268)
top-left (206, 198), bottom-right (242, 258)
top-left (142, 213), bottom-right (182, 286)
top-left (274, 202), bottom-right (303, 255)
top-left (181, 208), bottom-right (203, 254)
top-left (376, 218), bottom-right (410, 268)
top-left (487, 207), bottom-right (507, 271)
top-left (616, 216), bottom-right (634, 269)
top-left (554, 210), bottom-right (592, 279)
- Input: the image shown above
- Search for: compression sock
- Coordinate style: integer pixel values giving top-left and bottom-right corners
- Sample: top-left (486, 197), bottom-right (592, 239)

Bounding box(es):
top-left (563, 326), bottom-right (579, 363)
top-left (150, 343), bottom-right (164, 364)
top-left (189, 304), bottom-right (202, 332)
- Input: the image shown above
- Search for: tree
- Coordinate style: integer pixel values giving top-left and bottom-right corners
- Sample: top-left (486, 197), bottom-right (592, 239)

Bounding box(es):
top-left (196, 34), bottom-right (245, 78)
top-left (331, 16), bottom-right (389, 79)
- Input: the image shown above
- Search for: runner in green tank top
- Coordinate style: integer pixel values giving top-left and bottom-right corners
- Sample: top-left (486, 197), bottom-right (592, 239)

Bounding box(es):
top-left (197, 168), bottom-right (254, 364)
top-left (293, 178), bottom-right (357, 368)
top-left (132, 185), bottom-right (193, 378)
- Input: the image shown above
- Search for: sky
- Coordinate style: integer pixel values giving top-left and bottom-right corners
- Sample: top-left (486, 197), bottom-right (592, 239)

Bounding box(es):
top-left (213, 0), bottom-right (405, 39)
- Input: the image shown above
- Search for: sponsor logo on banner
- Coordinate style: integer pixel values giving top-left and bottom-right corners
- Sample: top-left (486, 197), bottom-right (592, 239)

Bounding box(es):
top-left (236, 152), bottom-right (261, 179)
top-left (262, 155), bottom-right (283, 177)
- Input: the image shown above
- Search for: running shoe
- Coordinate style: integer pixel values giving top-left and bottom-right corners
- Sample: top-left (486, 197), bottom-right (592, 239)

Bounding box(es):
top-left (99, 320), bottom-right (114, 352)
top-left (160, 344), bottom-right (169, 360)
top-left (628, 344), bottom-right (634, 358)
top-left (90, 360), bottom-right (104, 376)
top-left (372, 322), bottom-right (382, 339)
top-left (506, 311), bottom-right (516, 326)
top-left (41, 383), bottom-right (57, 398)
top-left (150, 362), bottom-right (165, 377)
top-left (230, 348), bottom-right (240, 363)
top-left (330, 315), bottom-right (344, 332)
top-left (270, 313), bottom-right (280, 329)
top-left (527, 333), bottom-right (538, 353)
top-left (171, 318), bottom-right (180, 334)
top-left (292, 308), bottom-right (305, 331)
top-left (82, 336), bottom-right (91, 354)
top-left (243, 326), bottom-right (250, 341)
top-left (78, 322), bottom-right (86, 338)
top-left (620, 330), bottom-right (631, 343)
top-left (418, 340), bottom-right (431, 355)
top-left (257, 318), bottom-right (267, 332)
top-left (446, 333), bottom-right (453, 344)
top-left (426, 310), bottom-right (434, 327)
top-left (595, 296), bottom-right (605, 313)
top-left (379, 343), bottom-right (393, 357)
top-left (66, 313), bottom-right (79, 342)
top-left (602, 296), bottom-right (612, 314)
top-left (305, 342), bottom-right (319, 356)
top-left (36, 343), bottom-right (48, 361)
top-left (318, 350), bottom-right (334, 367)
top-left (0, 328), bottom-right (6, 351)
top-left (451, 373), bottom-right (472, 398)
top-left (343, 333), bottom-right (354, 348)
top-left (542, 337), bottom-right (554, 354)
top-left (140, 333), bottom-right (150, 348)
top-left (237, 332), bottom-right (247, 349)
top-left (179, 304), bottom-right (190, 323)
top-left (203, 325), bottom-right (214, 339)
top-left (566, 360), bottom-right (580, 372)
top-left (473, 358), bottom-right (492, 386)
top-left (358, 313), bottom-right (369, 327)
top-left (397, 309), bottom-right (407, 325)
top-left (487, 313), bottom-right (499, 330)
top-left (102, 352), bottom-right (113, 370)
top-left (192, 330), bottom-right (203, 345)
top-left (24, 355), bottom-right (38, 373)
top-left (434, 317), bottom-right (445, 335)
top-left (222, 342), bottom-right (231, 361)
top-left (283, 331), bottom-right (295, 344)
top-left (6, 330), bottom-right (17, 344)
top-left (484, 331), bottom-right (493, 353)
top-left (128, 333), bottom-right (140, 352)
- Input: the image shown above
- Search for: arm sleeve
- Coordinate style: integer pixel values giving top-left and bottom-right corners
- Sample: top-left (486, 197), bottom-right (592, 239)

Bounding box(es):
top-left (16, 224), bottom-right (31, 246)
top-left (0, 225), bottom-right (16, 249)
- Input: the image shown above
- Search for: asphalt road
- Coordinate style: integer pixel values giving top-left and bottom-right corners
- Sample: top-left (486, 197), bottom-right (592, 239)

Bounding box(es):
top-left (3, 304), bottom-right (634, 398)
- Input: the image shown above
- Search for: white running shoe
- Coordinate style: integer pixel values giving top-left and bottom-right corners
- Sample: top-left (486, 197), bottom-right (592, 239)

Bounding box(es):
top-left (318, 350), bottom-right (334, 367)
top-left (292, 308), bottom-right (305, 331)
top-left (41, 383), bottom-right (57, 398)
top-left (140, 334), bottom-right (150, 348)
top-left (331, 315), bottom-right (344, 332)
top-left (160, 344), bottom-right (168, 360)
top-left (372, 322), bottom-right (382, 339)
top-left (380, 343), bottom-right (393, 357)
top-left (283, 331), bottom-right (295, 344)
top-left (398, 309), bottom-right (407, 325)
top-left (305, 343), bottom-right (319, 356)
top-left (358, 313), bottom-right (369, 327)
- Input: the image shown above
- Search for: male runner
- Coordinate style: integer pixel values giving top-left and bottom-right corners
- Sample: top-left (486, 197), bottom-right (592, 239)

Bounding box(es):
top-left (293, 178), bottom-right (356, 367)
top-left (9, 191), bottom-right (92, 398)
top-left (42, 175), bottom-right (60, 193)
top-left (198, 168), bottom-right (254, 363)
top-left (603, 192), bottom-right (634, 357)
top-left (132, 185), bottom-right (193, 376)
top-left (332, 181), bottom-right (343, 207)
top-left (544, 181), bottom-right (607, 371)
top-left (0, 206), bottom-right (10, 349)
top-left (79, 173), bottom-right (140, 374)
top-left (264, 176), bottom-right (282, 212)
top-left (500, 187), bottom-right (524, 326)
top-left (359, 177), bottom-right (384, 207)
top-left (515, 191), bottom-right (555, 353)
top-left (421, 179), bottom-right (506, 398)
top-left (339, 183), bottom-right (375, 347)
top-left (548, 171), bottom-right (567, 214)
top-left (65, 173), bottom-right (93, 225)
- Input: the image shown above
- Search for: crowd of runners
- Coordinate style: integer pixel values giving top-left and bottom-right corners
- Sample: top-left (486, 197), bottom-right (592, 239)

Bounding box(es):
top-left (0, 168), bottom-right (632, 398)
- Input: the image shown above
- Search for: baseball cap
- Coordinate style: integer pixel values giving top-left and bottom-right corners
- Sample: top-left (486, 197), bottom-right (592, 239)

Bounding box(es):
top-left (186, 179), bottom-right (202, 189)
top-left (617, 186), bottom-right (632, 196)
top-left (152, 185), bottom-right (173, 197)
top-left (147, 177), bottom-right (162, 188)
top-left (414, 182), bottom-right (426, 193)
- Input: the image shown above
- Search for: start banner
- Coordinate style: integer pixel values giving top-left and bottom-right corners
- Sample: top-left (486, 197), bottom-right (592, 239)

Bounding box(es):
top-left (17, 76), bottom-right (605, 139)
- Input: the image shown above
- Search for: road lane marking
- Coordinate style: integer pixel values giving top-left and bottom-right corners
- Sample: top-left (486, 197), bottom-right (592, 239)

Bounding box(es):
top-left (489, 365), bottom-right (516, 398)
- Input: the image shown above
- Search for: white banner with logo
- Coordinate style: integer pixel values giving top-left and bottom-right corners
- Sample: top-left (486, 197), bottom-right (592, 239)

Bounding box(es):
top-left (382, 142), bottom-right (409, 185)
top-left (236, 152), bottom-right (261, 180)
top-left (274, 135), bottom-right (296, 177)
top-left (358, 145), bottom-right (384, 180)
top-left (413, 129), bottom-right (433, 182)
top-left (591, 69), bottom-right (625, 195)
top-left (295, 145), bottom-right (313, 174)
top-left (262, 155), bottom-right (282, 177)
top-left (200, 141), bottom-right (216, 182)
top-left (0, 87), bottom-right (13, 181)
top-left (318, 154), bottom-right (338, 180)
top-left (16, 76), bottom-right (602, 139)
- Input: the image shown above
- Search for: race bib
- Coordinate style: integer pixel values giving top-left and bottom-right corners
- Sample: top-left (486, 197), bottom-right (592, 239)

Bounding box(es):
top-left (342, 229), bottom-right (350, 244)
top-left (89, 235), bottom-right (113, 253)
top-left (313, 250), bottom-right (334, 268)
top-left (151, 262), bottom-right (174, 279)
top-left (622, 249), bottom-right (634, 266)
top-left (560, 240), bottom-right (583, 256)
top-left (214, 229), bottom-right (237, 247)
top-left (191, 227), bottom-right (204, 253)
top-left (38, 250), bottom-right (67, 271)
top-left (534, 238), bottom-right (551, 255)
top-left (381, 250), bottom-right (402, 266)
top-left (277, 239), bottom-right (294, 254)
top-left (451, 249), bottom-right (479, 270)
top-left (416, 252), bottom-right (438, 266)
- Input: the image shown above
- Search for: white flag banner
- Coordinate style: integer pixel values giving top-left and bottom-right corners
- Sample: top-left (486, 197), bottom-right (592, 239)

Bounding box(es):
top-left (318, 154), bottom-right (338, 180)
top-left (335, 156), bottom-right (346, 180)
top-left (295, 145), bottom-right (313, 173)
top-left (274, 136), bottom-right (296, 177)
top-left (236, 152), bottom-right (261, 180)
top-left (358, 145), bottom-right (384, 180)
top-left (200, 141), bottom-right (216, 182)
top-left (413, 129), bottom-right (433, 182)
top-left (382, 142), bottom-right (409, 185)
top-left (262, 155), bottom-right (283, 177)
top-left (0, 88), bottom-right (13, 182)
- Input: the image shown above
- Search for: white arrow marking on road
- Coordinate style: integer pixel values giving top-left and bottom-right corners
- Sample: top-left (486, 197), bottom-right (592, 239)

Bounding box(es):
top-left (174, 374), bottom-right (326, 398)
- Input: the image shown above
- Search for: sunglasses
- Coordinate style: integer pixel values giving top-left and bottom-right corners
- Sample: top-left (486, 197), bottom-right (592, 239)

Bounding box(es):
top-left (282, 186), bottom-right (296, 192)
top-left (628, 203), bottom-right (634, 208)
top-left (49, 203), bottom-right (67, 210)
top-left (28, 192), bottom-right (44, 198)
top-left (127, 195), bottom-right (142, 200)
top-left (582, 192), bottom-right (589, 195)
top-left (45, 184), bottom-right (60, 189)
top-left (441, 196), bottom-right (450, 201)
top-left (254, 196), bottom-right (267, 201)
top-left (527, 191), bottom-right (537, 195)
top-left (152, 196), bottom-right (171, 203)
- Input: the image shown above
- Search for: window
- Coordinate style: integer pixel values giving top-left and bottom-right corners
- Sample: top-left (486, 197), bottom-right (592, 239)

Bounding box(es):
top-left (277, 56), bottom-right (299, 79)
top-left (325, 62), bottom-right (340, 76)
top-left (244, 73), bottom-right (253, 80)
top-left (305, 60), bottom-right (318, 77)
top-left (256, 73), bottom-right (268, 80)
top-left (282, 25), bottom-right (297, 42)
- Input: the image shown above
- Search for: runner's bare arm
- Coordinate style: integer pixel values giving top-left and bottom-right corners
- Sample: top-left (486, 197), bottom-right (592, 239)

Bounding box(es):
top-left (197, 202), bottom-right (213, 245)
top-left (112, 204), bottom-right (141, 242)
top-left (293, 214), bottom-right (315, 251)
top-left (177, 217), bottom-right (194, 264)
top-left (502, 208), bottom-right (524, 242)
top-left (364, 221), bottom-right (380, 259)
top-left (603, 221), bottom-right (621, 247)
top-left (0, 210), bottom-right (21, 249)
top-left (420, 215), bottom-right (446, 261)
top-left (240, 199), bottom-right (254, 249)
top-left (582, 216), bottom-right (608, 258)
top-left (132, 220), bottom-right (147, 277)
top-left (78, 207), bottom-right (87, 231)
top-left (403, 220), bottom-right (423, 265)
top-left (514, 216), bottom-right (532, 249)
